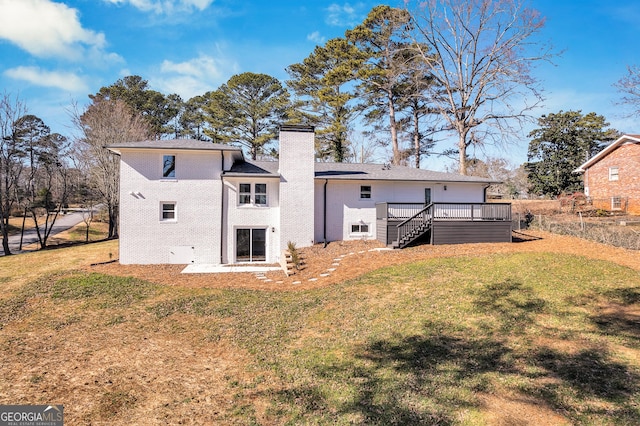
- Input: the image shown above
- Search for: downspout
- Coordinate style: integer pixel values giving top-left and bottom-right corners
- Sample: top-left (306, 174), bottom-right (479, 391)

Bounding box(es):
top-left (220, 151), bottom-right (225, 264)
top-left (584, 168), bottom-right (589, 197)
top-left (483, 184), bottom-right (490, 202)
top-left (323, 179), bottom-right (328, 248)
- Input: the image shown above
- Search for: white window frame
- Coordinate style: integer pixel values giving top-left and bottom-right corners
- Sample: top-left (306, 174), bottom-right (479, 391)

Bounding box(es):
top-left (350, 222), bottom-right (371, 236)
top-left (162, 155), bottom-right (176, 179)
top-left (238, 183), bottom-right (268, 207)
top-left (611, 196), bottom-right (622, 210)
top-left (255, 183), bottom-right (267, 206)
top-left (239, 183), bottom-right (252, 205)
top-left (160, 202), bottom-right (177, 222)
top-left (609, 167), bottom-right (619, 181)
top-left (360, 185), bottom-right (372, 199)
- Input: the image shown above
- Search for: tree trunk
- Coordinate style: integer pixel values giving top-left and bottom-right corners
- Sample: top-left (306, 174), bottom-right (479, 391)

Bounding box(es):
top-left (459, 133), bottom-right (468, 175)
top-left (388, 92), bottom-right (400, 165)
top-left (108, 204), bottom-right (119, 239)
top-left (1, 237), bottom-right (9, 255)
top-left (19, 208), bottom-right (26, 250)
top-left (30, 211), bottom-right (45, 249)
top-left (413, 109), bottom-right (421, 169)
top-left (0, 219), bottom-right (10, 256)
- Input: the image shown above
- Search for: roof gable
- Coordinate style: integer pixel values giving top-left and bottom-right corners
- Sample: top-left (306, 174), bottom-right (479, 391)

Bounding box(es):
top-left (575, 134), bottom-right (640, 172)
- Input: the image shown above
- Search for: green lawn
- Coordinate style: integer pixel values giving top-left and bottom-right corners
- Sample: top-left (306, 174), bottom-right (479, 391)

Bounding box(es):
top-left (1, 248), bottom-right (639, 424)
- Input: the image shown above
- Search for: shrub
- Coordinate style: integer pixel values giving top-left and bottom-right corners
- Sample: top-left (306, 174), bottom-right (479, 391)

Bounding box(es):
top-left (287, 241), bottom-right (301, 270)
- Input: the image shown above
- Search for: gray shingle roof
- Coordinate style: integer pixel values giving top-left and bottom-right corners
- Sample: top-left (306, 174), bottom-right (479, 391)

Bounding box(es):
top-left (225, 160), bottom-right (279, 177)
top-left (105, 139), bottom-right (243, 153)
top-left (225, 160), bottom-right (498, 184)
top-left (314, 162), bottom-right (496, 183)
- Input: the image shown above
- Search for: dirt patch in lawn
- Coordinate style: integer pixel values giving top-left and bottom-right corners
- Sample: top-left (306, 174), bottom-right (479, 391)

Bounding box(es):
top-left (88, 230), bottom-right (640, 291)
top-left (6, 230), bottom-right (640, 425)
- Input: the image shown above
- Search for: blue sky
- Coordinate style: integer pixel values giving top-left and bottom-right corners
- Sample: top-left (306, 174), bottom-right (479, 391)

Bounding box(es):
top-left (1, 0), bottom-right (640, 170)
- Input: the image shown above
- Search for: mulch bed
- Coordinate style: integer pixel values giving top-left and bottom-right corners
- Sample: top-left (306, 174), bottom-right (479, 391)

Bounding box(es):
top-left (87, 230), bottom-right (640, 291)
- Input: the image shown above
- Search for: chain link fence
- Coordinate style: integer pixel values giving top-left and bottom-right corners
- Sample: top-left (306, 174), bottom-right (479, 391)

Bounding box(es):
top-left (526, 214), bottom-right (640, 250)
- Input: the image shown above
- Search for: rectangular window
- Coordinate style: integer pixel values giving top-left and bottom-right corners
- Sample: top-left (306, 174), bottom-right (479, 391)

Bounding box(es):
top-left (609, 167), bottom-right (619, 181)
top-left (239, 183), bottom-right (251, 204)
top-left (161, 202), bottom-right (176, 221)
top-left (351, 223), bottom-right (370, 234)
top-left (238, 183), bottom-right (268, 206)
top-left (163, 155), bottom-right (176, 178)
top-left (612, 196), bottom-right (622, 210)
top-left (255, 183), bottom-right (267, 205)
top-left (360, 185), bottom-right (371, 199)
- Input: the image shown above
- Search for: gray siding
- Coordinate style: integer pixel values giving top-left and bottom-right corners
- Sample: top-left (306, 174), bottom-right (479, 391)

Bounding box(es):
top-left (377, 219), bottom-right (403, 245)
top-left (432, 221), bottom-right (512, 245)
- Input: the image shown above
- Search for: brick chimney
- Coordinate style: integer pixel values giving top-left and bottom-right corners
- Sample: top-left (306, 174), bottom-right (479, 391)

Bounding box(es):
top-left (278, 125), bottom-right (315, 250)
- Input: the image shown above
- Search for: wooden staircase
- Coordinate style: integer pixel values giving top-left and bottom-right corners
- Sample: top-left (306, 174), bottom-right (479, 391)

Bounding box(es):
top-left (393, 203), bottom-right (433, 249)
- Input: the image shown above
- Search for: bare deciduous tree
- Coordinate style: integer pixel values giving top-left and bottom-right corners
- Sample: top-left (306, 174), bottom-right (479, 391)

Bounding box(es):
top-left (72, 99), bottom-right (152, 239)
top-left (26, 132), bottom-right (70, 249)
top-left (407, 0), bottom-right (554, 175)
top-left (615, 65), bottom-right (640, 117)
top-left (0, 93), bottom-right (27, 255)
top-left (13, 115), bottom-right (70, 249)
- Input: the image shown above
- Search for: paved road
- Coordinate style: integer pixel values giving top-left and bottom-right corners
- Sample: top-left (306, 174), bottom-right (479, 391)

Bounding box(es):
top-left (1, 210), bottom-right (88, 255)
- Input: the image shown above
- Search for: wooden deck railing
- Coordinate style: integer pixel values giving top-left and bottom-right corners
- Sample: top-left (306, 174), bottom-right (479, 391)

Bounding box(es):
top-left (376, 202), bottom-right (424, 220)
top-left (432, 203), bottom-right (511, 221)
top-left (376, 202), bottom-right (512, 222)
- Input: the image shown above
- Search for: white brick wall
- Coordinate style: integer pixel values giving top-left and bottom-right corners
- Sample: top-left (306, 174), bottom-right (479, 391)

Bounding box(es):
top-left (119, 149), bottom-right (222, 264)
top-left (314, 180), bottom-right (487, 243)
top-left (222, 178), bottom-right (280, 263)
top-left (279, 127), bottom-right (315, 250)
top-left (116, 131), bottom-right (490, 264)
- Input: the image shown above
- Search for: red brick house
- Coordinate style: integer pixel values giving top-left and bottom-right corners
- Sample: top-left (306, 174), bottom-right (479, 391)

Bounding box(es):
top-left (574, 134), bottom-right (640, 214)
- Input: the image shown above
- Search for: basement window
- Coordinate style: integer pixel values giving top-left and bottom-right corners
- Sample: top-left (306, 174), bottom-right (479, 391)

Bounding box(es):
top-left (611, 196), bottom-right (622, 210)
top-left (351, 223), bottom-right (370, 234)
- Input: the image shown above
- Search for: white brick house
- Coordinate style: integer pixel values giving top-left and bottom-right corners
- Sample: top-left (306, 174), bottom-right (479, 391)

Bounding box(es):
top-left (108, 125), bottom-right (508, 265)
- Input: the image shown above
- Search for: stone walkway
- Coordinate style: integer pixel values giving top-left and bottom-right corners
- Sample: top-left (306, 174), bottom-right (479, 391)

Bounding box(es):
top-left (239, 247), bottom-right (392, 285)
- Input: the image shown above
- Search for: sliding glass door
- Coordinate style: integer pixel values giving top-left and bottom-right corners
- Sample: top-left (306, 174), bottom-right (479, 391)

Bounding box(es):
top-left (236, 228), bottom-right (266, 262)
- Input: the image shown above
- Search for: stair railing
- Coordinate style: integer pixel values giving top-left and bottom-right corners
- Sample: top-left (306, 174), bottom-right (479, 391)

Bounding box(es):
top-left (396, 203), bottom-right (433, 248)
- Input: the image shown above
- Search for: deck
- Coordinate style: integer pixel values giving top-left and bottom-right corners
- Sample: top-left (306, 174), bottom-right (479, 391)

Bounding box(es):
top-left (376, 202), bottom-right (512, 248)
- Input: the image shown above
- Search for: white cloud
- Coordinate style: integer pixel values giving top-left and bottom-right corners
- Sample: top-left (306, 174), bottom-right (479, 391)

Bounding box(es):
top-left (4, 66), bottom-right (89, 93)
top-left (325, 2), bottom-right (364, 27)
top-left (102, 0), bottom-right (214, 14)
top-left (307, 31), bottom-right (326, 44)
top-left (0, 0), bottom-right (106, 60)
top-left (153, 54), bottom-right (239, 98)
top-left (160, 55), bottom-right (222, 79)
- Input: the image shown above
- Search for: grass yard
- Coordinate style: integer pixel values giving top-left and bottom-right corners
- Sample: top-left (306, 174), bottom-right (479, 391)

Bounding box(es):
top-left (5, 216), bottom-right (37, 234)
top-left (0, 241), bottom-right (639, 424)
